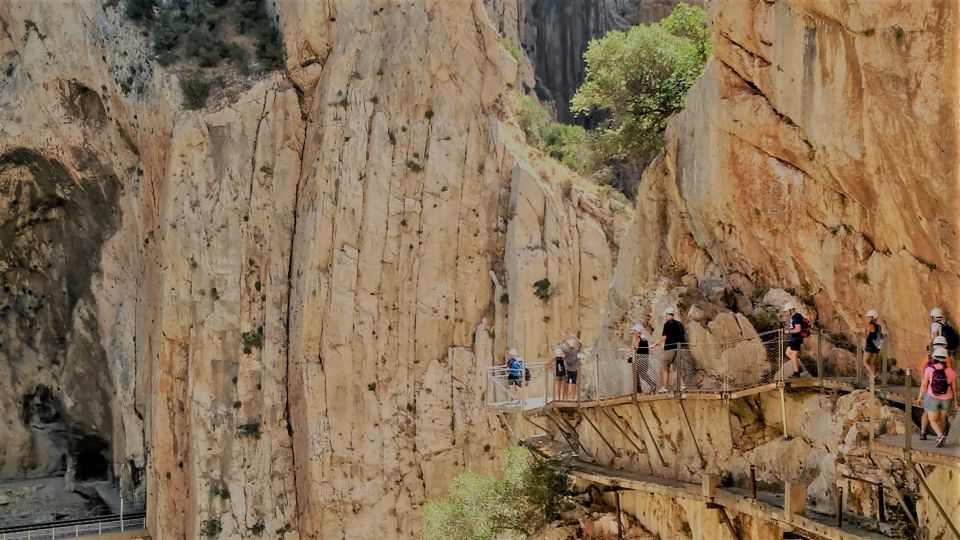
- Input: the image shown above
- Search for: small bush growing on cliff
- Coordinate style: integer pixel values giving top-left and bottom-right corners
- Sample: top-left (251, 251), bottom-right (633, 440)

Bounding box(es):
top-left (180, 74), bottom-right (210, 109)
top-left (200, 519), bottom-right (222, 537)
top-left (513, 93), bottom-right (588, 170)
top-left (571, 3), bottom-right (711, 161)
top-left (422, 446), bottom-right (573, 540)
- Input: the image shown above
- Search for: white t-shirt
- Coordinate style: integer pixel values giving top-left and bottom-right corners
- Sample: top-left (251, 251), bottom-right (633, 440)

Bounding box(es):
top-left (931, 321), bottom-right (943, 340)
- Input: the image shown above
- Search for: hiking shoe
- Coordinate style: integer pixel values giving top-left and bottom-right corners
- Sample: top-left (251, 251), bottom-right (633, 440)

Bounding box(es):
top-left (920, 432), bottom-right (928, 441)
top-left (657, 387), bottom-right (668, 393)
top-left (680, 384), bottom-right (688, 391)
top-left (937, 435), bottom-right (946, 448)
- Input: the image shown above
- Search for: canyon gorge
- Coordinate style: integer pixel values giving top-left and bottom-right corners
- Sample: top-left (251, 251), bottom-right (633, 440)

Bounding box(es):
top-left (0, 0), bottom-right (956, 539)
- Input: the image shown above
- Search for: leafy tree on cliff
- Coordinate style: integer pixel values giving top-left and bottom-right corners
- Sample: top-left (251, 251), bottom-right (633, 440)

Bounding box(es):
top-left (571, 3), bottom-right (711, 161)
top-left (422, 447), bottom-right (573, 539)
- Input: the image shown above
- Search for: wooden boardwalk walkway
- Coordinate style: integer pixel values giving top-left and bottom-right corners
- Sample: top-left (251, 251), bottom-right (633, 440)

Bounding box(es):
top-left (524, 437), bottom-right (890, 540)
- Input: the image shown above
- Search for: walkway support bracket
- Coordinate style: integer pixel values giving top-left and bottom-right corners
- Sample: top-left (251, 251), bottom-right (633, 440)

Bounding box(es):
top-left (633, 402), bottom-right (667, 468)
top-left (582, 409), bottom-right (620, 459)
top-left (676, 399), bottom-right (705, 468)
top-left (601, 408), bottom-right (646, 457)
top-left (911, 461), bottom-right (960, 539)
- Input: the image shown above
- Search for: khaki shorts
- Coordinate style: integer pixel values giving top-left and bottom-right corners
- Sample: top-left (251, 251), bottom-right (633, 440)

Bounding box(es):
top-left (662, 349), bottom-right (678, 370)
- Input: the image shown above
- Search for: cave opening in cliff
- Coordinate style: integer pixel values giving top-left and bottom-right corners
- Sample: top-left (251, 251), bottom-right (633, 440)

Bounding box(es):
top-left (0, 148), bottom-right (120, 481)
top-left (72, 434), bottom-right (110, 481)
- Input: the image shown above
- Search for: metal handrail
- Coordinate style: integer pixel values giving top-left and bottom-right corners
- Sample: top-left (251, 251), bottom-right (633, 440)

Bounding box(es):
top-left (0, 516), bottom-right (146, 540)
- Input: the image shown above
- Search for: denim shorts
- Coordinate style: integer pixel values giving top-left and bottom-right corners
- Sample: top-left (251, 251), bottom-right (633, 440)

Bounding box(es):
top-left (924, 394), bottom-right (951, 412)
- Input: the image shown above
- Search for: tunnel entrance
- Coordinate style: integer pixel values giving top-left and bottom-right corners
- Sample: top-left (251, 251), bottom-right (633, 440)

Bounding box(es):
top-left (72, 434), bottom-right (110, 481)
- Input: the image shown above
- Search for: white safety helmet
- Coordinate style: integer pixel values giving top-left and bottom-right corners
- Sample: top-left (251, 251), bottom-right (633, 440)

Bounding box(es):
top-left (508, 348), bottom-right (518, 357)
top-left (933, 336), bottom-right (948, 347)
top-left (865, 309), bottom-right (878, 318)
top-left (566, 337), bottom-right (578, 347)
top-left (931, 307), bottom-right (944, 319)
top-left (933, 347), bottom-right (949, 360)
top-left (664, 307), bottom-right (676, 316)
top-left (782, 301), bottom-right (796, 312)
top-left (630, 324), bottom-right (643, 332)
top-left (554, 348), bottom-right (563, 356)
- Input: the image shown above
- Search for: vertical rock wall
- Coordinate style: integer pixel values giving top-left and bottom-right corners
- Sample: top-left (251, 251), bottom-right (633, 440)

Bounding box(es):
top-left (0, 0), bottom-right (624, 537)
top-left (616, 0), bottom-right (958, 365)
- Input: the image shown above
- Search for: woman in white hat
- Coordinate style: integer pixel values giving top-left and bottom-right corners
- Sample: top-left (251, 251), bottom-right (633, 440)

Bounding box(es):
top-left (628, 324), bottom-right (656, 393)
top-left (862, 309), bottom-right (882, 378)
top-left (557, 334), bottom-right (582, 400)
top-left (553, 347), bottom-right (566, 400)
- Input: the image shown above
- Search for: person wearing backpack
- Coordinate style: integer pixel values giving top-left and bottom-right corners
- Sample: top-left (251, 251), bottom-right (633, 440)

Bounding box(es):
top-left (627, 324), bottom-right (656, 393)
top-left (930, 307), bottom-right (959, 356)
top-left (553, 347), bottom-right (566, 401)
top-left (916, 347), bottom-right (957, 447)
top-left (782, 302), bottom-right (810, 377)
top-left (558, 335), bottom-right (582, 400)
top-left (917, 337), bottom-right (955, 440)
top-left (506, 348), bottom-right (522, 385)
top-left (862, 310), bottom-right (883, 378)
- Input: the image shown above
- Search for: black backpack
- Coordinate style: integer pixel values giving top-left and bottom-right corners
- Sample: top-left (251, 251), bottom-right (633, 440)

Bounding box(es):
top-left (941, 321), bottom-right (959, 351)
top-left (930, 368), bottom-right (950, 396)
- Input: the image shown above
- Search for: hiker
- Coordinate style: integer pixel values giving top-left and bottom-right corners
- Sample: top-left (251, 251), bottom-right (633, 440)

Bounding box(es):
top-left (862, 310), bottom-right (883, 378)
top-left (627, 324), bottom-right (656, 393)
top-left (656, 308), bottom-right (686, 392)
top-left (553, 347), bottom-right (566, 400)
top-left (916, 347), bottom-right (957, 447)
top-left (782, 302), bottom-right (809, 377)
top-left (558, 335), bottom-right (582, 400)
top-left (929, 307), bottom-right (959, 356)
top-left (918, 336), bottom-right (954, 440)
top-left (505, 348), bottom-right (522, 385)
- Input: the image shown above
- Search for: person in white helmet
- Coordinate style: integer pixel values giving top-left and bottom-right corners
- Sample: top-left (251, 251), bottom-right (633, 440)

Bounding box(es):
top-left (862, 310), bottom-right (883, 378)
top-left (916, 347), bottom-right (957, 447)
top-left (553, 347), bottom-right (566, 400)
top-left (656, 308), bottom-right (685, 392)
top-left (918, 336), bottom-right (954, 440)
top-left (782, 302), bottom-right (808, 377)
top-left (929, 307), bottom-right (958, 356)
top-left (930, 307), bottom-right (944, 342)
top-left (627, 324), bottom-right (656, 393)
top-left (558, 334), bottom-right (582, 399)
top-left (505, 348), bottom-right (523, 386)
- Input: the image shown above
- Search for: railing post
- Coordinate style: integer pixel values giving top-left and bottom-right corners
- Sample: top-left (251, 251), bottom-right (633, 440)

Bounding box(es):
top-left (856, 341), bottom-right (862, 387)
top-left (817, 328), bottom-right (823, 390)
top-left (750, 464), bottom-right (757, 500)
top-left (595, 354), bottom-right (602, 405)
top-left (877, 484), bottom-right (885, 522)
top-left (880, 351), bottom-right (889, 389)
top-left (544, 363), bottom-right (550, 406)
top-left (778, 331), bottom-right (784, 382)
top-left (905, 369), bottom-right (912, 454)
top-left (835, 485), bottom-right (843, 527)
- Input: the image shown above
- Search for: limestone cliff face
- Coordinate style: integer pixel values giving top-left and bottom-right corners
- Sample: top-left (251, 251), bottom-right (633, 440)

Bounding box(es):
top-left (617, 0), bottom-right (958, 365)
top-left (0, 1), bottom-right (623, 538)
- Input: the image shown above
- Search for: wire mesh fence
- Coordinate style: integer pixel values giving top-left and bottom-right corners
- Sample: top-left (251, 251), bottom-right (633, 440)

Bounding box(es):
top-left (485, 321), bottom-right (916, 410)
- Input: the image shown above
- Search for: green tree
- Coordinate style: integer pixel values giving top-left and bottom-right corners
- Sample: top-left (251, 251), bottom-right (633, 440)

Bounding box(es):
top-left (571, 2), bottom-right (711, 160)
top-left (422, 447), bottom-right (573, 539)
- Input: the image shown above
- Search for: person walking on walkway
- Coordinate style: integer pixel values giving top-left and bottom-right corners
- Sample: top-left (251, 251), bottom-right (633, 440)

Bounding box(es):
top-left (862, 310), bottom-right (883, 379)
top-left (918, 336), bottom-right (954, 440)
top-left (628, 324), bottom-right (656, 393)
top-left (916, 347), bottom-right (957, 447)
top-left (553, 347), bottom-right (566, 400)
top-left (558, 335), bottom-right (581, 400)
top-left (656, 308), bottom-right (685, 392)
top-left (505, 348), bottom-right (524, 402)
top-left (929, 307), bottom-right (959, 357)
top-left (783, 302), bottom-right (808, 377)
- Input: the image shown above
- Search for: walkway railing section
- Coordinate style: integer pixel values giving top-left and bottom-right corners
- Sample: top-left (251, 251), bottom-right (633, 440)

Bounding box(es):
top-left (0, 515), bottom-right (146, 540)
top-left (486, 325), bottom-right (909, 411)
top-left (487, 361), bottom-right (551, 410)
